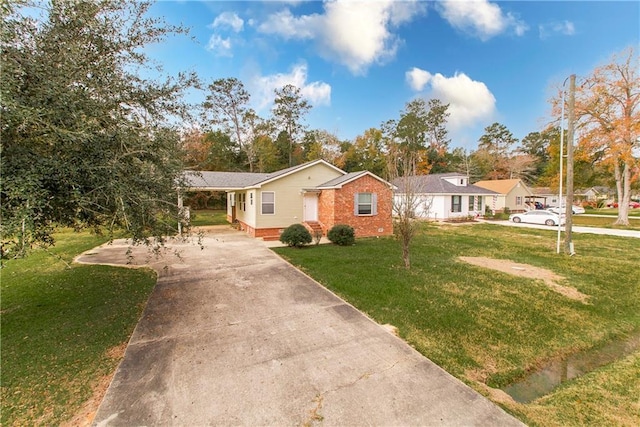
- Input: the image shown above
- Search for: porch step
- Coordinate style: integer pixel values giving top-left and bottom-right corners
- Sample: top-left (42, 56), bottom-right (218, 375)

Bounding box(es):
top-left (261, 235), bottom-right (281, 242)
top-left (304, 221), bottom-right (324, 236)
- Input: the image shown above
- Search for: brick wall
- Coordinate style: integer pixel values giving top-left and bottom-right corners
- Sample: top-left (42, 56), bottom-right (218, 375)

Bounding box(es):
top-left (237, 220), bottom-right (284, 240)
top-left (319, 175), bottom-right (393, 238)
top-left (318, 188), bottom-right (336, 231)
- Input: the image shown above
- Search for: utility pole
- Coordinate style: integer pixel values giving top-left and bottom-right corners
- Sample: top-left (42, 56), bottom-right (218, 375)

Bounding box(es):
top-left (564, 74), bottom-right (576, 255)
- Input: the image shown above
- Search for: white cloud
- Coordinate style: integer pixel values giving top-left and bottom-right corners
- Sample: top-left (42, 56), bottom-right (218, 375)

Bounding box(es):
top-left (206, 35), bottom-right (233, 56)
top-left (539, 20), bottom-right (576, 40)
top-left (257, 0), bottom-right (426, 75)
top-left (406, 67), bottom-right (432, 91)
top-left (437, 0), bottom-right (528, 41)
top-left (406, 68), bottom-right (496, 132)
top-left (211, 12), bottom-right (244, 33)
top-left (251, 63), bottom-right (331, 110)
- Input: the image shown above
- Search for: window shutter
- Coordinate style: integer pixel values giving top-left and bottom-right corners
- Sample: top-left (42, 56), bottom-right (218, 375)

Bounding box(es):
top-left (372, 193), bottom-right (378, 215)
top-left (354, 193), bottom-right (359, 215)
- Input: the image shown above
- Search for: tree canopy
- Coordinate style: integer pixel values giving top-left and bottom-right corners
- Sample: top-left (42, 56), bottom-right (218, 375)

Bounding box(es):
top-left (1, 0), bottom-right (196, 256)
top-left (570, 48), bottom-right (639, 225)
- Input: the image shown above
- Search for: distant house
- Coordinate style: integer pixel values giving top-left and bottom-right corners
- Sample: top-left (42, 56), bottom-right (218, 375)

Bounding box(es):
top-left (530, 187), bottom-right (563, 208)
top-left (575, 186), bottom-right (613, 202)
top-left (530, 186), bottom-right (614, 207)
top-left (392, 173), bottom-right (498, 220)
top-left (474, 179), bottom-right (533, 213)
top-left (182, 160), bottom-right (393, 240)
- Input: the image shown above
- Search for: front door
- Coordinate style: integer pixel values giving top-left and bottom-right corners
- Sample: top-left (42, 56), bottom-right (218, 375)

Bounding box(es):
top-left (303, 194), bottom-right (318, 222)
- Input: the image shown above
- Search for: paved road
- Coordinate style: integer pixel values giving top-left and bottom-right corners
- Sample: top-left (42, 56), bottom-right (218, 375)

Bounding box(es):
top-left (483, 219), bottom-right (640, 238)
top-left (77, 227), bottom-right (522, 426)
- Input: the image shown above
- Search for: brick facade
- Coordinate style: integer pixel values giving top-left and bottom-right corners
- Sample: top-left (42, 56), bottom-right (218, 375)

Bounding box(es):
top-left (319, 175), bottom-right (393, 238)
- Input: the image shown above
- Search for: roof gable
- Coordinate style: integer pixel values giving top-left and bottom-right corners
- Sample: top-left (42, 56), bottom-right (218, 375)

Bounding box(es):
top-left (474, 179), bottom-right (530, 195)
top-left (252, 159), bottom-right (345, 187)
top-left (182, 160), bottom-right (346, 191)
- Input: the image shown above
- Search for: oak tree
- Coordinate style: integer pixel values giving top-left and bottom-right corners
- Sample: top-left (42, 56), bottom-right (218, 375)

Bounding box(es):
top-left (1, 0), bottom-right (196, 256)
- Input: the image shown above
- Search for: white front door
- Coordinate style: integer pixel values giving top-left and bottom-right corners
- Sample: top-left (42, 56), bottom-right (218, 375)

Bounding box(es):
top-left (303, 194), bottom-right (318, 221)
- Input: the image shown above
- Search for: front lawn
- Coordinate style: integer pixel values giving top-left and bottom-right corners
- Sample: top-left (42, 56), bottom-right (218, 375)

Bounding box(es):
top-left (273, 223), bottom-right (640, 426)
top-left (574, 214), bottom-right (640, 230)
top-left (1, 230), bottom-right (156, 426)
top-left (189, 209), bottom-right (228, 227)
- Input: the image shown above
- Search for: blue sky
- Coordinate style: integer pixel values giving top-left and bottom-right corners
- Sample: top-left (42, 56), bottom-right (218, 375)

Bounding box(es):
top-left (148, 1), bottom-right (639, 149)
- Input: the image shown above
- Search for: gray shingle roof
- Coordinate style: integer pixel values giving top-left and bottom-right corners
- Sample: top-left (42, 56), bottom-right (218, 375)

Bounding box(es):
top-left (181, 159), bottom-right (347, 190)
top-left (317, 171), bottom-right (367, 188)
top-left (182, 171), bottom-right (270, 190)
top-left (392, 174), bottom-right (498, 195)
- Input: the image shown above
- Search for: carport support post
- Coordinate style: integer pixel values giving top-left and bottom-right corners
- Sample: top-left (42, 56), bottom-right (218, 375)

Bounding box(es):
top-left (564, 74), bottom-right (576, 255)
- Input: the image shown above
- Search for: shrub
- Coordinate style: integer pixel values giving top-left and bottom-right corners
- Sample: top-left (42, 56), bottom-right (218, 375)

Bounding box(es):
top-left (327, 224), bottom-right (355, 246)
top-left (279, 223), bottom-right (312, 248)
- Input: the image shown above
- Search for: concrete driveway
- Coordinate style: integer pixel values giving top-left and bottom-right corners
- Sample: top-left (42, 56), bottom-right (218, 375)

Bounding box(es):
top-left (77, 227), bottom-right (522, 426)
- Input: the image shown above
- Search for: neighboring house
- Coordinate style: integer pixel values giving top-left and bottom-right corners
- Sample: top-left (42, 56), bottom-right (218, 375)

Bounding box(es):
top-left (474, 179), bottom-right (533, 213)
top-left (531, 186), bottom-right (614, 207)
top-left (575, 186), bottom-right (613, 202)
top-left (392, 173), bottom-right (498, 220)
top-left (530, 187), bottom-right (563, 208)
top-left (182, 160), bottom-right (393, 240)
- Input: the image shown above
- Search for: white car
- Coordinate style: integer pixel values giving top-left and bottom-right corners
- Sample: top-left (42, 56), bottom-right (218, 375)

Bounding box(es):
top-left (547, 205), bottom-right (585, 215)
top-left (510, 210), bottom-right (566, 226)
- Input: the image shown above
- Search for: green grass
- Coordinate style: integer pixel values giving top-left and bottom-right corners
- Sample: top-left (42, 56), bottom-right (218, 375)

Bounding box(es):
top-left (1, 230), bottom-right (156, 426)
top-left (189, 209), bottom-right (228, 227)
top-left (574, 214), bottom-right (640, 230)
top-left (273, 223), bottom-right (640, 426)
top-left (584, 208), bottom-right (640, 217)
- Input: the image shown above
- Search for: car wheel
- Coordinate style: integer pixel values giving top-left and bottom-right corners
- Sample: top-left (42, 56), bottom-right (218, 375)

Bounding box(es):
top-left (545, 219), bottom-right (555, 226)
top-left (512, 217), bottom-right (521, 223)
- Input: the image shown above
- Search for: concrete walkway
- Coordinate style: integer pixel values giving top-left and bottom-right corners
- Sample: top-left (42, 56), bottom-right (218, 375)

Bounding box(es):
top-left (78, 227), bottom-right (522, 426)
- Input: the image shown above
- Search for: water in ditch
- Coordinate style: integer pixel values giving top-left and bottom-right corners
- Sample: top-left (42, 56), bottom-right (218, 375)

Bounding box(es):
top-left (502, 331), bottom-right (640, 403)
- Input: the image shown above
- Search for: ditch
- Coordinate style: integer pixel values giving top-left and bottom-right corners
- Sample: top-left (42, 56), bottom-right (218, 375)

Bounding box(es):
top-left (502, 331), bottom-right (640, 403)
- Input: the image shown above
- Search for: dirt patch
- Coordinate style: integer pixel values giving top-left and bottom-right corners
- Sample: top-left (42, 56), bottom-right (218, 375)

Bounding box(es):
top-left (477, 383), bottom-right (518, 405)
top-left (458, 256), bottom-right (589, 303)
top-left (61, 343), bottom-right (127, 427)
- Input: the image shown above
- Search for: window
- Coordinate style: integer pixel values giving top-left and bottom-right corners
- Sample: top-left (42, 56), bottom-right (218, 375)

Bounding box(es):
top-left (451, 195), bottom-right (461, 213)
top-left (469, 196), bottom-right (475, 210)
top-left (516, 196), bottom-right (523, 205)
top-left (477, 196), bottom-right (483, 211)
top-left (242, 193), bottom-right (246, 211)
top-left (261, 192), bottom-right (275, 215)
top-left (250, 193), bottom-right (253, 206)
top-left (355, 192), bottom-right (377, 216)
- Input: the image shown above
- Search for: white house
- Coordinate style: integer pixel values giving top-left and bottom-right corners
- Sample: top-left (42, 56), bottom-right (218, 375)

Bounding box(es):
top-left (392, 173), bottom-right (498, 220)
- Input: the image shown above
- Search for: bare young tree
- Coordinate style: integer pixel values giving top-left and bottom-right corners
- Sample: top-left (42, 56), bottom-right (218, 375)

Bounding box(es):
top-left (387, 147), bottom-right (431, 269)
